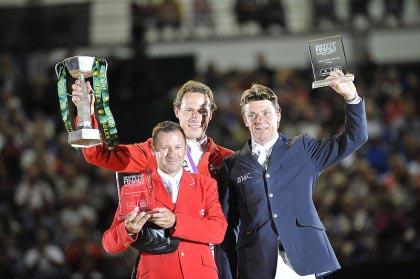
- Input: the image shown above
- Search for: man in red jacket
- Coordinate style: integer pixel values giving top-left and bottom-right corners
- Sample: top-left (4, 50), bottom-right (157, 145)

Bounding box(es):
top-left (103, 121), bottom-right (227, 279)
top-left (71, 80), bottom-right (233, 179)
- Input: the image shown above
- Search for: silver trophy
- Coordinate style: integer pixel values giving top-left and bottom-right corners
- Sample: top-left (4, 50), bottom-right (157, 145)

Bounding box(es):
top-left (57, 56), bottom-right (101, 148)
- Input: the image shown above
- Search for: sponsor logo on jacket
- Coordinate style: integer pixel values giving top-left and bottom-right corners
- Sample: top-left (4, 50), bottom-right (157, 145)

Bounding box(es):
top-left (237, 173), bottom-right (252, 183)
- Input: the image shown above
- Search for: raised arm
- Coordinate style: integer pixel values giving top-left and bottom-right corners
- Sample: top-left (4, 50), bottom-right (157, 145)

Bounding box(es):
top-left (82, 136), bottom-right (154, 172)
top-left (71, 80), bottom-right (154, 172)
top-left (303, 71), bottom-right (368, 171)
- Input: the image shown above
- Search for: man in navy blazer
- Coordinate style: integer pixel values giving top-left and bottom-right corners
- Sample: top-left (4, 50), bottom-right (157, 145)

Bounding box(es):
top-left (218, 70), bottom-right (368, 279)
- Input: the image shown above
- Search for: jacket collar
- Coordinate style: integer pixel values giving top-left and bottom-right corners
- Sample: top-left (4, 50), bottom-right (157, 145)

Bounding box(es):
top-left (197, 136), bottom-right (218, 171)
top-left (204, 137), bottom-right (218, 154)
top-left (151, 169), bottom-right (195, 210)
top-left (266, 134), bottom-right (290, 170)
top-left (238, 134), bottom-right (289, 171)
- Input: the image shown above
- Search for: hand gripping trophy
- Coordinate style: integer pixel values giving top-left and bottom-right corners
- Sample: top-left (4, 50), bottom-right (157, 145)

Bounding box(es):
top-left (55, 56), bottom-right (118, 149)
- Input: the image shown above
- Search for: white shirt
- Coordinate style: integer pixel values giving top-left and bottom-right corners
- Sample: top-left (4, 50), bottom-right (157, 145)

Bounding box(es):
top-left (185, 136), bottom-right (207, 172)
top-left (157, 168), bottom-right (183, 203)
top-left (252, 133), bottom-right (279, 166)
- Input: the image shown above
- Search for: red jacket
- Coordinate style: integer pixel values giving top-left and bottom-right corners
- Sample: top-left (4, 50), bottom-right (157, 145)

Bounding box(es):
top-left (102, 170), bottom-right (227, 279)
top-left (82, 137), bottom-right (233, 179)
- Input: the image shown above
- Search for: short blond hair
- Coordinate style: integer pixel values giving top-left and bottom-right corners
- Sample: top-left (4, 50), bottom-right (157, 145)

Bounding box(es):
top-left (240, 84), bottom-right (280, 114)
top-left (173, 80), bottom-right (217, 112)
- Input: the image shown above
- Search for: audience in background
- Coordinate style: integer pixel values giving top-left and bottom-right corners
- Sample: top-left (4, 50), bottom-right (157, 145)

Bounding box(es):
top-left (384, 0), bottom-right (404, 26)
top-left (234, 0), bottom-right (259, 26)
top-left (131, 0), bottom-right (418, 42)
top-left (313, 0), bottom-right (337, 29)
top-left (193, 0), bottom-right (213, 27)
top-left (156, 0), bottom-right (182, 30)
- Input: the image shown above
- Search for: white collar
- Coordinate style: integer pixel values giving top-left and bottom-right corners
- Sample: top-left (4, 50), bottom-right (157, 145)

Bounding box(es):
top-left (157, 168), bottom-right (183, 184)
top-left (251, 133), bottom-right (279, 154)
top-left (187, 136), bottom-right (208, 148)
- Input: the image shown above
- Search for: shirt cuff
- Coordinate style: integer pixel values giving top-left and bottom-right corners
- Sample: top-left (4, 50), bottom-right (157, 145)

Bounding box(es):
top-left (345, 95), bottom-right (362, 104)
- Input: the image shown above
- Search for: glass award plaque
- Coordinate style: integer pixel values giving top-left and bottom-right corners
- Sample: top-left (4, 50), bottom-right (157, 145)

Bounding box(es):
top-left (116, 172), bottom-right (154, 219)
top-left (308, 35), bottom-right (354, 89)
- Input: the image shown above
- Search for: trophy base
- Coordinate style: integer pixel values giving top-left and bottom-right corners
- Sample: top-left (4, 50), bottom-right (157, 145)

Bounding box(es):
top-left (312, 74), bottom-right (355, 89)
top-left (68, 128), bottom-right (101, 148)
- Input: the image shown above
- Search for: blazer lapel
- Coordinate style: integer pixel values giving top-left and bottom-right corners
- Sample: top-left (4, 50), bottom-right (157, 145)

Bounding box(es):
top-left (237, 135), bottom-right (292, 171)
top-left (267, 134), bottom-right (290, 172)
top-left (237, 140), bottom-right (264, 171)
top-left (174, 170), bottom-right (196, 210)
top-left (151, 171), bottom-right (175, 211)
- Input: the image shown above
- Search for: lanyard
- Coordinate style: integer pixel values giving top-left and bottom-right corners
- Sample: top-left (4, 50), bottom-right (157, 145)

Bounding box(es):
top-left (186, 147), bottom-right (199, 174)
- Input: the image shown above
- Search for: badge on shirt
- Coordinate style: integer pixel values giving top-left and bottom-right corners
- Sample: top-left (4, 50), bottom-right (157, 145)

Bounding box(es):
top-left (183, 159), bottom-right (193, 173)
top-left (200, 208), bottom-right (206, 217)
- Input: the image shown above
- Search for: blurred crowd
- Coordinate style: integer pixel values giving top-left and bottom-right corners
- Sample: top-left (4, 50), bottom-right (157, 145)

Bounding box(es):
top-left (0, 54), bottom-right (134, 278)
top-left (132, 0), bottom-right (418, 42)
top-left (0, 49), bottom-right (419, 279)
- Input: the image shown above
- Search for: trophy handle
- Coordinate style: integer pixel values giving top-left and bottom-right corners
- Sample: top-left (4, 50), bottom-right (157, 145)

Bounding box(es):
top-left (55, 62), bottom-right (65, 79)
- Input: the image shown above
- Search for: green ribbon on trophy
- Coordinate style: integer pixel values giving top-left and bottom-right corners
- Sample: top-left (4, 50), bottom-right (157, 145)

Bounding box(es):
top-left (56, 64), bottom-right (76, 134)
top-left (92, 58), bottom-right (119, 149)
top-left (55, 56), bottom-right (119, 150)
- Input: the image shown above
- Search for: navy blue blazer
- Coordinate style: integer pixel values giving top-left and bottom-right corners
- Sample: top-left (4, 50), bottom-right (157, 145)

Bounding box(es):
top-left (217, 100), bottom-right (368, 279)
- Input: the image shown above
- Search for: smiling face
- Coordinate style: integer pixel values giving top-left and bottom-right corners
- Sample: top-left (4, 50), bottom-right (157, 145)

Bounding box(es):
top-left (153, 130), bottom-right (186, 176)
top-left (174, 92), bottom-right (212, 141)
top-left (242, 100), bottom-right (280, 145)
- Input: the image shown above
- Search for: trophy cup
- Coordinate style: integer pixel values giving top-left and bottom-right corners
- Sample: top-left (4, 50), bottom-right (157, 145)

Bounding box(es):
top-left (308, 35), bottom-right (354, 89)
top-left (55, 56), bottom-right (118, 149)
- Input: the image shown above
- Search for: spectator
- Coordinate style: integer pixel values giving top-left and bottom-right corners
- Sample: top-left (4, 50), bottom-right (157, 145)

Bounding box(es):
top-left (384, 0), bottom-right (404, 26)
top-left (350, 0), bottom-right (371, 28)
top-left (157, 0), bottom-right (182, 30)
top-left (14, 165), bottom-right (54, 212)
top-left (193, 0), bottom-right (213, 27)
top-left (22, 228), bottom-right (65, 279)
top-left (313, 0), bottom-right (337, 29)
top-left (234, 0), bottom-right (259, 25)
top-left (259, 0), bottom-right (285, 32)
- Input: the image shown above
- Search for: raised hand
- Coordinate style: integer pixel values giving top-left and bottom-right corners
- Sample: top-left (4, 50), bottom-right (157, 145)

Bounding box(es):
top-left (71, 79), bottom-right (95, 116)
top-left (326, 70), bottom-right (358, 101)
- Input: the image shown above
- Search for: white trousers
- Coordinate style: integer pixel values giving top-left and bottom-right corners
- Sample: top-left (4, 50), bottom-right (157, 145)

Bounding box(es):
top-left (275, 251), bottom-right (316, 279)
